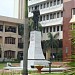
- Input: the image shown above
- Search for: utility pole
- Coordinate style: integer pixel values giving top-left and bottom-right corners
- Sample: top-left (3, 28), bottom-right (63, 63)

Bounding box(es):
top-left (23, 0), bottom-right (29, 75)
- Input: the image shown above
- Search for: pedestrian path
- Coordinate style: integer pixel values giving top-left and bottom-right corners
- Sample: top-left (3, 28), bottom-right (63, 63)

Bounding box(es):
top-left (51, 62), bottom-right (68, 68)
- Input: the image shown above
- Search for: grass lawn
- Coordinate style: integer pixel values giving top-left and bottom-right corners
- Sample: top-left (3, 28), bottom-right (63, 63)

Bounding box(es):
top-left (0, 72), bottom-right (65, 75)
top-left (31, 72), bottom-right (65, 75)
top-left (0, 63), bottom-right (6, 69)
top-left (0, 62), bottom-right (19, 69)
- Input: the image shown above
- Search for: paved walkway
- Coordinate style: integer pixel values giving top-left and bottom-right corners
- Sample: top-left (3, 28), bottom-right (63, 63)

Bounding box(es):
top-left (51, 62), bottom-right (68, 68)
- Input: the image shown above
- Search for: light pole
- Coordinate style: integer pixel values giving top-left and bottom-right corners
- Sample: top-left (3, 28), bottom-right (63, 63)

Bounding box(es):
top-left (23, 0), bottom-right (29, 75)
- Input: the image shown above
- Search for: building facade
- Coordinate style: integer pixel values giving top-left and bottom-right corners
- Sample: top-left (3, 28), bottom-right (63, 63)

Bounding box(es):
top-left (0, 16), bottom-right (24, 61)
top-left (28, 0), bottom-right (75, 61)
top-left (0, 0), bottom-right (25, 61)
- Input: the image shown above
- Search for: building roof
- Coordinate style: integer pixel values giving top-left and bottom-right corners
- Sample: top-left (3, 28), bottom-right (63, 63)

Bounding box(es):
top-left (0, 15), bottom-right (24, 24)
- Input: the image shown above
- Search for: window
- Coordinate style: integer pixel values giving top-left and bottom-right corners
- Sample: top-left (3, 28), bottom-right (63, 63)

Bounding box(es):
top-left (37, 5), bottom-right (39, 9)
top-left (40, 16), bottom-right (42, 21)
top-left (61, 0), bottom-right (63, 4)
top-left (61, 11), bottom-right (63, 17)
top-left (4, 50), bottom-right (15, 58)
top-left (46, 27), bottom-right (48, 33)
top-left (47, 2), bottom-right (49, 7)
top-left (61, 25), bottom-right (63, 31)
top-left (46, 14), bottom-right (49, 20)
top-left (43, 27), bottom-right (45, 33)
top-left (57, 12), bottom-right (59, 18)
top-left (5, 26), bottom-right (16, 33)
top-left (50, 1), bottom-right (52, 6)
top-left (18, 38), bottom-right (23, 49)
top-left (53, 13), bottom-right (56, 19)
top-left (18, 38), bottom-right (22, 43)
top-left (57, 26), bottom-right (59, 31)
top-left (43, 15), bottom-right (45, 21)
top-left (73, 8), bottom-right (75, 15)
top-left (57, 0), bottom-right (60, 5)
top-left (0, 25), bottom-right (3, 31)
top-left (50, 27), bottom-right (52, 32)
top-left (44, 3), bottom-right (46, 8)
top-left (50, 14), bottom-right (53, 19)
top-left (29, 7), bottom-right (30, 12)
top-left (53, 26), bottom-right (56, 32)
top-left (54, 0), bottom-right (56, 5)
top-left (32, 7), bottom-right (33, 11)
top-left (5, 37), bottom-right (15, 44)
top-left (40, 4), bottom-right (42, 9)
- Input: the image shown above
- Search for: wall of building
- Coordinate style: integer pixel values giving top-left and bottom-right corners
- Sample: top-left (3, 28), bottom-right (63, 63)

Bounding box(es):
top-left (0, 17), bottom-right (23, 60)
top-left (63, 0), bottom-right (75, 61)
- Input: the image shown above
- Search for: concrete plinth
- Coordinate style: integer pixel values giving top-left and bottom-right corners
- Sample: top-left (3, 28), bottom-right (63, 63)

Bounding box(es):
top-left (28, 31), bottom-right (49, 68)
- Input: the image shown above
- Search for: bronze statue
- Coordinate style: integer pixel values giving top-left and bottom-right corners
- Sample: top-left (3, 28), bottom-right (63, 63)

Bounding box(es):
top-left (32, 6), bottom-right (40, 30)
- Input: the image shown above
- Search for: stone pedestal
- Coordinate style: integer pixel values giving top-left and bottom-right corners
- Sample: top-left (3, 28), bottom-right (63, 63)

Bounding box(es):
top-left (28, 31), bottom-right (49, 68)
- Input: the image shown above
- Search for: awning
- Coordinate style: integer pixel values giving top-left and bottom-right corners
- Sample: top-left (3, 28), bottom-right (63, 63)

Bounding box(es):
top-left (70, 16), bottom-right (75, 23)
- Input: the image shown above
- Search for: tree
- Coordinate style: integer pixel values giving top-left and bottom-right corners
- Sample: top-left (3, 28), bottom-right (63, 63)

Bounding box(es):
top-left (48, 32), bottom-right (59, 59)
top-left (18, 18), bottom-right (42, 39)
top-left (43, 32), bottom-right (59, 60)
top-left (18, 24), bottom-right (24, 36)
top-left (28, 18), bottom-right (42, 32)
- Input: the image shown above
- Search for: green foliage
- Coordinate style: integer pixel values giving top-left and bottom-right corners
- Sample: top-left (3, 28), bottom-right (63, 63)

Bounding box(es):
top-left (31, 73), bottom-right (65, 75)
top-left (18, 24), bottom-right (24, 36)
top-left (70, 30), bottom-right (75, 38)
top-left (0, 70), bottom-right (22, 75)
top-left (0, 63), bottom-right (6, 69)
top-left (71, 38), bottom-right (75, 47)
top-left (28, 18), bottom-right (42, 32)
top-left (42, 32), bottom-right (59, 50)
top-left (67, 54), bottom-right (75, 67)
top-left (70, 24), bottom-right (75, 45)
top-left (71, 24), bottom-right (75, 29)
top-left (56, 49), bottom-right (62, 60)
top-left (0, 72), bottom-right (66, 75)
top-left (42, 32), bottom-right (60, 60)
top-left (25, 0), bottom-right (28, 18)
top-left (47, 32), bottom-right (59, 49)
top-left (28, 18), bottom-right (34, 31)
top-left (64, 71), bottom-right (75, 75)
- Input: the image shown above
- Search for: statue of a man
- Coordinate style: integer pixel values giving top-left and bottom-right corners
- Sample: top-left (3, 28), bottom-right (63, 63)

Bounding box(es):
top-left (32, 6), bottom-right (40, 30)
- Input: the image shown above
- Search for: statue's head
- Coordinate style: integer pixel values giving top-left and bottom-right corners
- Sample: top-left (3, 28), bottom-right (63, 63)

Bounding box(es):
top-left (35, 6), bottom-right (37, 10)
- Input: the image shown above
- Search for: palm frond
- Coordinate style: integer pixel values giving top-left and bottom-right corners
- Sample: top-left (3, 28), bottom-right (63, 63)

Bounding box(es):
top-left (54, 32), bottom-right (59, 39)
top-left (47, 32), bottom-right (59, 49)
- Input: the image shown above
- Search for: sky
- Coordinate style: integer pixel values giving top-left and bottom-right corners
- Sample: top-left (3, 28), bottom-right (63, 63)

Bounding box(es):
top-left (0, 0), bottom-right (14, 17)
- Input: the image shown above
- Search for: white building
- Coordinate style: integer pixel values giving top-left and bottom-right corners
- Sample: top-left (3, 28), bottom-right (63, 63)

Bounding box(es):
top-left (28, 0), bottom-right (63, 40)
top-left (28, 0), bottom-right (63, 59)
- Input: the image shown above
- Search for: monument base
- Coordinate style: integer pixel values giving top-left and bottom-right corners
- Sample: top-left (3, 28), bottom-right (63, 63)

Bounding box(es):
top-left (28, 31), bottom-right (49, 68)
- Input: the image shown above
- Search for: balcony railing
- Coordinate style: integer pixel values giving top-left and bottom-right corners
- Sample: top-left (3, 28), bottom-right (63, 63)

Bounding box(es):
top-left (40, 17), bottom-right (63, 27)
